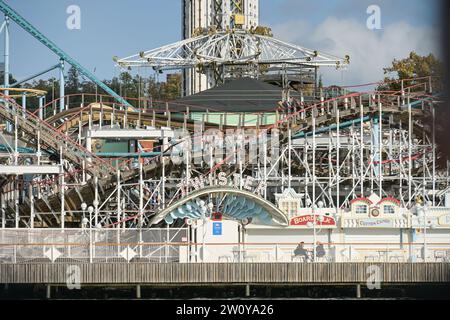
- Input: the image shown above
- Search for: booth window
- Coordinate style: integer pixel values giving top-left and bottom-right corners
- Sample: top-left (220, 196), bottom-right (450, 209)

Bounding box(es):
top-left (355, 205), bottom-right (368, 214)
top-left (383, 205), bottom-right (395, 214)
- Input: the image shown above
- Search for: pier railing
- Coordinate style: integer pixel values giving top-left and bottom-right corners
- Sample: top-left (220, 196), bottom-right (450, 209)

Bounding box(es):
top-left (0, 229), bottom-right (449, 264)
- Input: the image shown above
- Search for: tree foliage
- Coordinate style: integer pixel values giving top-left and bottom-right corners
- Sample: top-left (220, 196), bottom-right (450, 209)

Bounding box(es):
top-left (11, 67), bottom-right (182, 111)
top-left (378, 51), bottom-right (443, 91)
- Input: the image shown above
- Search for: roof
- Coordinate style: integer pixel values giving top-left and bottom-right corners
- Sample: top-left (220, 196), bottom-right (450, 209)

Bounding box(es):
top-left (368, 193), bottom-right (382, 204)
top-left (172, 78), bottom-right (301, 113)
top-left (350, 197), bottom-right (373, 205)
top-left (378, 197), bottom-right (401, 206)
top-left (275, 188), bottom-right (303, 200)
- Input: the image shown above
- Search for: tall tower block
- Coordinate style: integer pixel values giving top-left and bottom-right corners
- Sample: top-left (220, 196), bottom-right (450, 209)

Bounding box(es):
top-left (182, 0), bottom-right (260, 96)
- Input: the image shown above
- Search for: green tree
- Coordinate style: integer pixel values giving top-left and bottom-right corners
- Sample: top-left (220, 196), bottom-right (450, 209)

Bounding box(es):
top-left (0, 73), bottom-right (18, 86)
top-left (378, 51), bottom-right (443, 91)
top-left (66, 66), bottom-right (81, 95)
top-left (160, 73), bottom-right (182, 100)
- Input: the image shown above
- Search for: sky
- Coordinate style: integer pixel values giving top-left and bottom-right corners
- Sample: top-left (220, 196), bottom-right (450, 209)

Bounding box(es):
top-left (2, 0), bottom-right (443, 87)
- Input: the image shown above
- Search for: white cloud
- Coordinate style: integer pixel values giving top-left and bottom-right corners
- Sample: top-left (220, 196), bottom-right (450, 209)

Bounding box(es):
top-left (271, 17), bottom-right (441, 87)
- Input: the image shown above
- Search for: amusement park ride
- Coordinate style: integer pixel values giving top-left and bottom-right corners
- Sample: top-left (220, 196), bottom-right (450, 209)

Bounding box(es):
top-left (0, 0), bottom-right (448, 264)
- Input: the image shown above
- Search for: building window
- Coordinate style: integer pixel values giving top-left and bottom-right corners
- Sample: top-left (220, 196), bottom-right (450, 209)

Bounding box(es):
top-left (384, 205), bottom-right (395, 214)
top-left (279, 202), bottom-right (289, 215)
top-left (355, 205), bottom-right (368, 214)
top-left (279, 200), bottom-right (297, 217)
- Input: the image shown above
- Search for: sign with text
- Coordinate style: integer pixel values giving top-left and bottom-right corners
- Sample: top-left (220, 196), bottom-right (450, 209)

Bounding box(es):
top-left (212, 222), bottom-right (222, 236)
top-left (289, 215), bottom-right (336, 228)
top-left (359, 219), bottom-right (393, 228)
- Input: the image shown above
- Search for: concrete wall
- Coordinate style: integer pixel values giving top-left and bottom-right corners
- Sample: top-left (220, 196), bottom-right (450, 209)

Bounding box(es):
top-left (195, 219), bottom-right (240, 262)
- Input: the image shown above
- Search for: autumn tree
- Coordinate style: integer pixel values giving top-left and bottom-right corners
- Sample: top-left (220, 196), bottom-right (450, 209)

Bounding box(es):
top-left (378, 51), bottom-right (443, 91)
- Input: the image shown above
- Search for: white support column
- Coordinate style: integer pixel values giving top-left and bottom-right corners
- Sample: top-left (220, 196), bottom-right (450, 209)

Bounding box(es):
top-left (328, 127), bottom-right (333, 207)
top-left (408, 98), bottom-right (412, 207)
top-left (21, 93), bottom-right (26, 118)
top-left (99, 102), bottom-right (103, 128)
top-left (4, 15), bottom-right (11, 132)
top-left (139, 161), bottom-right (144, 227)
top-left (432, 104), bottom-right (436, 206)
top-left (139, 161), bottom-right (144, 257)
top-left (360, 99), bottom-right (364, 196)
top-left (78, 105), bottom-right (83, 145)
top-left (94, 176), bottom-right (99, 227)
top-left (378, 99), bottom-right (383, 199)
top-left (89, 226), bottom-right (93, 263)
top-left (399, 120), bottom-right (404, 205)
top-left (38, 96), bottom-right (44, 120)
top-left (185, 139), bottom-right (190, 196)
top-left (29, 184), bottom-right (34, 228)
top-left (288, 129), bottom-right (292, 189)
top-left (60, 147), bottom-right (65, 229)
top-left (263, 133), bottom-right (267, 199)
top-left (85, 131), bottom-right (92, 164)
top-left (117, 169), bottom-right (121, 229)
top-left (3, 15), bottom-right (9, 90)
top-left (14, 178), bottom-right (19, 228)
top-left (14, 114), bottom-right (18, 165)
top-left (161, 131), bottom-right (166, 208)
top-left (336, 109), bottom-right (340, 211)
top-left (82, 160), bottom-right (86, 184)
top-left (312, 116), bottom-right (316, 262)
top-left (59, 59), bottom-right (65, 113)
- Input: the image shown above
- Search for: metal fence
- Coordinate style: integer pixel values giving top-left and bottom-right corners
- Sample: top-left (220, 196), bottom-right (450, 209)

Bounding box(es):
top-left (1, 229), bottom-right (450, 264)
top-left (0, 228), bottom-right (188, 263)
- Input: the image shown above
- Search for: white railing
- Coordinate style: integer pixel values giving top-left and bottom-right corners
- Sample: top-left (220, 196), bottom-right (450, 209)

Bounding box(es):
top-left (1, 229), bottom-right (449, 264)
top-left (0, 228), bottom-right (187, 264)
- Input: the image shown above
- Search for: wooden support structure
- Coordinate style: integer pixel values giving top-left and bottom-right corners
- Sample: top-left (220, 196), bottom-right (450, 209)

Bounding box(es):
top-left (0, 263), bottom-right (449, 285)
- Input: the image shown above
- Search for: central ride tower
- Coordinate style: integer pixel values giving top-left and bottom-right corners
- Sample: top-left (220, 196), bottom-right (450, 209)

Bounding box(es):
top-left (182, 0), bottom-right (259, 96)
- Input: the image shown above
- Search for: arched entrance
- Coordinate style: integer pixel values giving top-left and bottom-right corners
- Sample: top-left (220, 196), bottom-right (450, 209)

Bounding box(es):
top-left (150, 186), bottom-right (288, 227)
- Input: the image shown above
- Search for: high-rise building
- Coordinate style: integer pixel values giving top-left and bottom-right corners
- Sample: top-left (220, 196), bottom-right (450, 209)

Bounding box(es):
top-left (181, 0), bottom-right (259, 96)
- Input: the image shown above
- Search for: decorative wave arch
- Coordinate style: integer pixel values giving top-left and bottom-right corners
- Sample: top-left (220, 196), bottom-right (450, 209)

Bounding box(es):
top-left (150, 186), bottom-right (289, 227)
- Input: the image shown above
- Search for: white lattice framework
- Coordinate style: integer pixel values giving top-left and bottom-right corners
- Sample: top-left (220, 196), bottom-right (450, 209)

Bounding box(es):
top-left (116, 30), bottom-right (349, 71)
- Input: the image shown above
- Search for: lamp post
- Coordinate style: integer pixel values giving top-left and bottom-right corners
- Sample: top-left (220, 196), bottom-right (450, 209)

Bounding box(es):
top-left (88, 206), bottom-right (94, 229)
top-left (424, 201), bottom-right (432, 262)
top-left (88, 206), bottom-right (94, 263)
top-left (93, 199), bottom-right (99, 227)
top-left (417, 201), bottom-right (430, 262)
top-left (313, 201), bottom-right (325, 262)
top-left (307, 203), bottom-right (324, 263)
top-left (81, 202), bottom-right (87, 228)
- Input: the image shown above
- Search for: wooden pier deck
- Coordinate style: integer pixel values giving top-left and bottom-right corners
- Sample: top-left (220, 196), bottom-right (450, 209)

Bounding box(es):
top-left (1, 263), bottom-right (449, 285)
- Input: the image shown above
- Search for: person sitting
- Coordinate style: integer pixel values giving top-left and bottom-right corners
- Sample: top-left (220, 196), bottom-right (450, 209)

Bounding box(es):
top-left (293, 242), bottom-right (309, 262)
top-left (315, 242), bottom-right (326, 261)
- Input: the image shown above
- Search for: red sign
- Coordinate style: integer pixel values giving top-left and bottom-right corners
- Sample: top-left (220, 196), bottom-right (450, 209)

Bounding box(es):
top-left (212, 212), bottom-right (223, 221)
top-left (290, 215), bottom-right (336, 227)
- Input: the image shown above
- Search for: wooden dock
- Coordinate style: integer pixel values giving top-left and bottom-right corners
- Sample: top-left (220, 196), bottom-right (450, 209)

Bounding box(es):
top-left (1, 263), bottom-right (449, 285)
